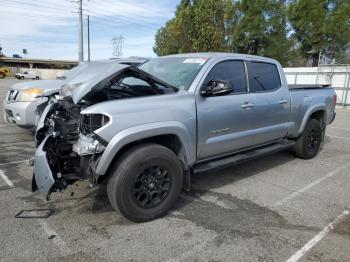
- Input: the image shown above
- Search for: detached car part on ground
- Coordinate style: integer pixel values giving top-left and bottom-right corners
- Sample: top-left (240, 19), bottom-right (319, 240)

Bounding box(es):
top-left (33, 53), bottom-right (337, 222)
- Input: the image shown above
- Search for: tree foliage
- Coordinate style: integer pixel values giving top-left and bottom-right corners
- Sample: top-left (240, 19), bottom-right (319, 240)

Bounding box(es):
top-left (287, 0), bottom-right (350, 65)
top-left (232, 0), bottom-right (291, 64)
top-left (154, 0), bottom-right (350, 66)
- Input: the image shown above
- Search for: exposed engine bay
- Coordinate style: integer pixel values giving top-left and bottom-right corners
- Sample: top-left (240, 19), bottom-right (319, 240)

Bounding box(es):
top-left (33, 66), bottom-right (177, 196)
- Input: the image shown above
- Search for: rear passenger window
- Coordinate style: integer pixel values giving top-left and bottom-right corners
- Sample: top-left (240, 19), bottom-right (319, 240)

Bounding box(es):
top-left (247, 62), bottom-right (281, 92)
top-left (204, 60), bottom-right (247, 94)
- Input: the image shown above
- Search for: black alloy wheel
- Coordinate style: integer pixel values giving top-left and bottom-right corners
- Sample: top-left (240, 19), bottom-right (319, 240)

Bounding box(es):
top-left (133, 165), bottom-right (172, 209)
top-left (107, 143), bottom-right (183, 222)
top-left (294, 118), bottom-right (322, 159)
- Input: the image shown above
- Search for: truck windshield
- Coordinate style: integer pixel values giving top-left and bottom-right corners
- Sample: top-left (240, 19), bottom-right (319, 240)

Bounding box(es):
top-left (138, 57), bottom-right (207, 90)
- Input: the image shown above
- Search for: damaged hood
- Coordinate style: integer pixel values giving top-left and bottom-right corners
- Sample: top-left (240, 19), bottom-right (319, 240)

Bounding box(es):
top-left (61, 62), bottom-right (177, 104)
top-left (61, 62), bottom-right (129, 103)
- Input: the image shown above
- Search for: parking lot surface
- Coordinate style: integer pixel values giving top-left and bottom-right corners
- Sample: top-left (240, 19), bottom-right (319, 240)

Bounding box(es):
top-left (0, 78), bottom-right (349, 262)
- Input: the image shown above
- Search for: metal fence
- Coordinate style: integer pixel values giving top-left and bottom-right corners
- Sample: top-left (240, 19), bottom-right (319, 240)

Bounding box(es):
top-left (284, 65), bottom-right (350, 107)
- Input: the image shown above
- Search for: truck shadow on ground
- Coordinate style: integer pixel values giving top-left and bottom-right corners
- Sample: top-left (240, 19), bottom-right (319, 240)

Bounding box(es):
top-left (49, 150), bottom-right (296, 217)
top-left (190, 150), bottom-right (296, 192)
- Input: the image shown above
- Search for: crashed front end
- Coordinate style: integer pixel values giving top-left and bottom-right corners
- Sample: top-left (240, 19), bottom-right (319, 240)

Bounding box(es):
top-left (32, 97), bottom-right (109, 197)
top-left (31, 64), bottom-right (177, 198)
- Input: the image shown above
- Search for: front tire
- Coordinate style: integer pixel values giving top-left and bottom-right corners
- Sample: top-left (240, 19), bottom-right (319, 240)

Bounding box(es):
top-left (20, 76), bottom-right (24, 80)
top-left (0, 73), bottom-right (5, 79)
top-left (35, 76), bottom-right (40, 80)
top-left (294, 119), bottom-right (322, 159)
top-left (107, 143), bottom-right (183, 222)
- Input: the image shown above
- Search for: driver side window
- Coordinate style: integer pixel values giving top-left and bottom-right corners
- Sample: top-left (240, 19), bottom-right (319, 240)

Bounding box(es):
top-left (204, 60), bottom-right (247, 94)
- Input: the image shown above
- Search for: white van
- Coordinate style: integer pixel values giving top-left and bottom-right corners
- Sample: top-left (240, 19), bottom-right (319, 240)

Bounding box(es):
top-left (15, 70), bottom-right (41, 80)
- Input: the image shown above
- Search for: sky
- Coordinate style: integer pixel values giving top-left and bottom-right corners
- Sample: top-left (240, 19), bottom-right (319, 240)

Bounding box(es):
top-left (0, 0), bottom-right (180, 60)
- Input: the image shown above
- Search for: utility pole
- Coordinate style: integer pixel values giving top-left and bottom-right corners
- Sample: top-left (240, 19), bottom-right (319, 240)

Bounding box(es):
top-left (78, 0), bottom-right (84, 62)
top-left (87, 15), bottom-right (91, 62)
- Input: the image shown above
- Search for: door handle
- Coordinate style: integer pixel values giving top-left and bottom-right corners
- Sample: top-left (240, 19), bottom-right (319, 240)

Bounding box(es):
top-left (241, 102), bottom-right (254, 109)
top-left (278, 98), bottom-right (288, 104)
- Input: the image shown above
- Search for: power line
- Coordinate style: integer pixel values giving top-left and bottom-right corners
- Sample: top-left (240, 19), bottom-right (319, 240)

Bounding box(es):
top-left (0, 10), bottom-right (71, 20)
top-left (84, 2), bottom-right (161, 30)
top-left (0, 0), bottom-right (73, 12)
top-left (0, 3), bottom-right (73, 15)
top-left (6, 0), bottom-right (74, 11)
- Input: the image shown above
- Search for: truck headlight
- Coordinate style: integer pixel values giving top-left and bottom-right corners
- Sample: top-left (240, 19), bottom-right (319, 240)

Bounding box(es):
top-left (18, 88), bottom-right (44, 102)
top-left (72, 134), bottom-right (106, 156)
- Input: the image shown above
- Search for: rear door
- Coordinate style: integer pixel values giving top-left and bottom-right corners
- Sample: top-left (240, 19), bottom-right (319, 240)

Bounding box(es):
top-left (196, 60), bottom-right (256, 160)
top-left (246, 61), bottom-right (291, 145)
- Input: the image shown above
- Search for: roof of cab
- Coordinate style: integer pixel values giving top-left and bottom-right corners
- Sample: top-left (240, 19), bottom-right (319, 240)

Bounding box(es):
top-left (162, 52), bottom-right (278, 64)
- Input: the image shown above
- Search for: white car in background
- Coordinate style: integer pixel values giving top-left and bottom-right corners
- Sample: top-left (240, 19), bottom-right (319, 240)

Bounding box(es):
top-left (3, 58), bottom-right (148, 128)
top-left (3, 80), bottom-right (62, 128)
top-left (15, 70), bottom-right (41, 80)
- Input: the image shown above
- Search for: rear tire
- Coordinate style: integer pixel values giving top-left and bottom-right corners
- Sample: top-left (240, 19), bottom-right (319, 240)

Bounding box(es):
top-left (20, 76), bottom-right (24, 80)
top-left (107, 143), bottom-right (183, 222)
top-left (294, 119), bottom-right (322, 159)
top-left (0, 73), bottom-right (5, 79)
top-left (35, 76), bottom-right (40, 80)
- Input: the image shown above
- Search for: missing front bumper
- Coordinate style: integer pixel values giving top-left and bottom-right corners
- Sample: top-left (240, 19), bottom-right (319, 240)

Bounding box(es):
top-left (33, 136), bottom-right (55, 195)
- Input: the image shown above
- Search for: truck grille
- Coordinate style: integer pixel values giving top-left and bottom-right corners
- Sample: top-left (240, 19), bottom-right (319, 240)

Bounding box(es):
top-left (7, 90), bottom-right (19, 101)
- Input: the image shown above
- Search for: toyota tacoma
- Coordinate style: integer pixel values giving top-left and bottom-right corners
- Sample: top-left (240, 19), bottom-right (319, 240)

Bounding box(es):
top-left (32, 53), bottom-right (337, 222)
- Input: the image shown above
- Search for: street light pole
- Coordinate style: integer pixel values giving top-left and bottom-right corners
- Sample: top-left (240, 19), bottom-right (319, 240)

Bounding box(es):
top-left (78, 0), bottom-right (84, 62)
top-left (87, 15), bottom-right (91, 62)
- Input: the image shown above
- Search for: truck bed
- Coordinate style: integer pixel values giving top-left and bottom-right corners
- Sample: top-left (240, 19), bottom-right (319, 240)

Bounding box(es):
top-left (288, 84), bottom-right (331, 90)
top-left (288, 86), bottom-right (336, 138)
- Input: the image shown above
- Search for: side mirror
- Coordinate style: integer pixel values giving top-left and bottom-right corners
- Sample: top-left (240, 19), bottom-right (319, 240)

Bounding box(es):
top-left (200, 80), bottom-right (233, 97)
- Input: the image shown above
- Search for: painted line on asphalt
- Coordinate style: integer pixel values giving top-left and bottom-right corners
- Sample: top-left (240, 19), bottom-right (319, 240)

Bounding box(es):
top-left (272, 163), bottom-right (350, 207)
top-left (329, 127), bottom-right (350, 131)
top-left (285, 209), bottom-right (350, 262)
top-left (38, 219), bottom-right (71, 256)
top-left (0, 124), bottom-right (14, 127)
top-left (327, 135), bottom-right (350, 140)
top-left (0, 159), bottom-right (29, 166)
top-left (0, 166), bottom-right (70, 256)
top-left (0, 168), bottom-right (14, 187)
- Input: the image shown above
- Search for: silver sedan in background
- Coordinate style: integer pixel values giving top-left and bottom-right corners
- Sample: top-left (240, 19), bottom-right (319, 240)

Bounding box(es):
top-left (3, 58), bottom-right (148, 129)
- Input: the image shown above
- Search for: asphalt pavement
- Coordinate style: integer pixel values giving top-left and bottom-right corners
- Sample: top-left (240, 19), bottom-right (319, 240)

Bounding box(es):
top-left (0, 78), bottom-right (349, 262)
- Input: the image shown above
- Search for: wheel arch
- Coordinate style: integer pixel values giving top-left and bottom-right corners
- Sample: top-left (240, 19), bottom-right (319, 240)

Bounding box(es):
top-left (298, 105), bottom-right (327, 136)
top-left (95, 122), bottom-right (196, 178)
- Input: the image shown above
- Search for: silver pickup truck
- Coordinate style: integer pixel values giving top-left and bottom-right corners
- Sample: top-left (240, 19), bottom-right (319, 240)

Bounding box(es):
top-left (33, 53), bottom-right (336, 222)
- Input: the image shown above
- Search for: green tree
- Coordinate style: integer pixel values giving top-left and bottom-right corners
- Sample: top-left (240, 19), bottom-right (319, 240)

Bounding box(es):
top-left (153, 0), bottom-right (293, 65)
top-left (153, 0), bottom-right (196, 55)
top-left (231, 0), bottom-right (291, 65)
top-left (154, 0), bottom-right (235, 55)
top-left (287, 0), bottom-right (350, 66)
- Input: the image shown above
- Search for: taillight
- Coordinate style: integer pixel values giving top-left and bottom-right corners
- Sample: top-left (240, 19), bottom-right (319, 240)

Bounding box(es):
top-left (333, 94), bottom-right (337, 107)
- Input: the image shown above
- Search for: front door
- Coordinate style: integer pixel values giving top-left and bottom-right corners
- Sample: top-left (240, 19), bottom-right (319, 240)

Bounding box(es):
top-left (196, 60), bottom-right (256, 160)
